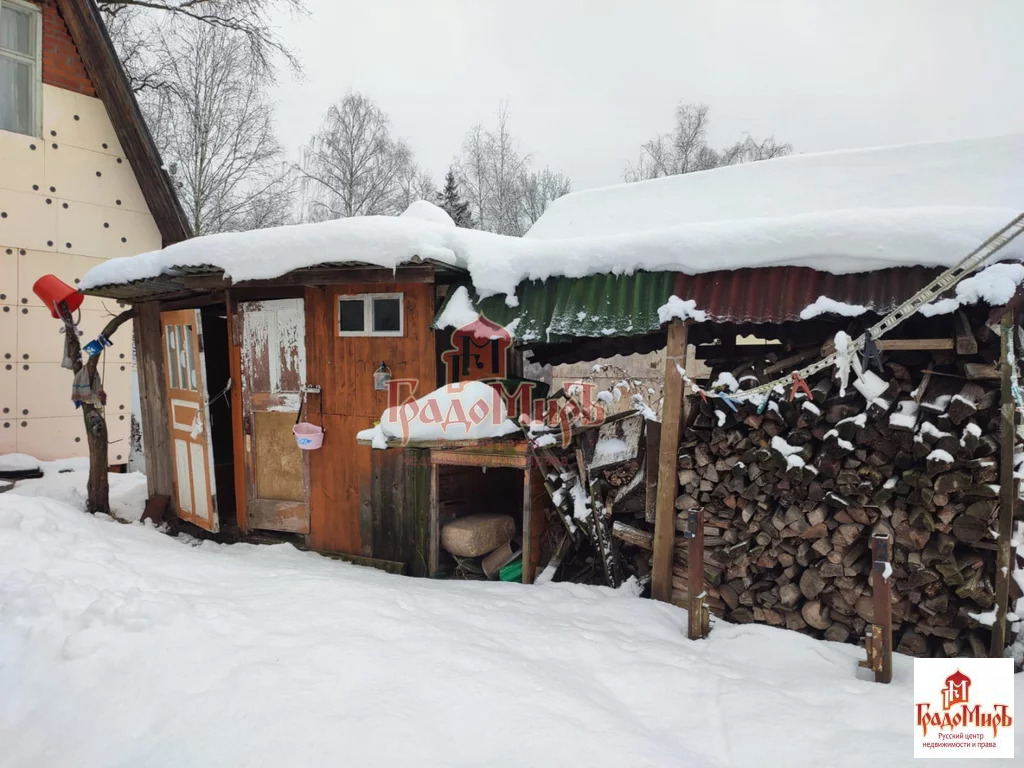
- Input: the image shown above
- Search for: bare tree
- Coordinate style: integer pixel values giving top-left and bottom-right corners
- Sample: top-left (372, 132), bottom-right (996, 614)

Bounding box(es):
top-left (298, 92), bottom-right (418, 220)
top-left (521, 167), bottom-right (571, 228)
top-left (149, 24), bottom-right (295, 235)
top-left (624, 102), bottom-right (792, 181)
top-left (456, 105), bottom-right (571, 236)
top-left (98, 0), bottom-right (306, 90)
top-left (395, 166), bottom-right (437, 213)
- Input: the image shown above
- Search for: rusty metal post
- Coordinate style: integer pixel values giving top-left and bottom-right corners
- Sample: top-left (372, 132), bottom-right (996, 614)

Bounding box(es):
top-left (861, 532), bottom-right (893, 683)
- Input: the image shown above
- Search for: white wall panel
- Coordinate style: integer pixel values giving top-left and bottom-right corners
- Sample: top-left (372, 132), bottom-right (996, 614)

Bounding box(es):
top-left (16, 361), bottom-right (75, 419)
top-left (1, 246), bottom-right (17, 303)
top-left (0, 302), bottom-right (17, 362)
top-left (42, 85), bottom-right (125, 158)
top-left (0, 130), bottom-right (46, 196)
top-left (44, 143), bottom-right (148, 213)
top-left (0, 189), bottom-right (58, 252)
top-left (57, 198), bottom-right (162, 259)
top-left (17, 416), bottom-right (87, 461)
top-left (0, 359), bottom-right (15, 423)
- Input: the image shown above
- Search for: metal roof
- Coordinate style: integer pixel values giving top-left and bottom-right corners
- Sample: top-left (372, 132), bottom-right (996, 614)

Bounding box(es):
top-left (454, 265), bottom-right (940, 346)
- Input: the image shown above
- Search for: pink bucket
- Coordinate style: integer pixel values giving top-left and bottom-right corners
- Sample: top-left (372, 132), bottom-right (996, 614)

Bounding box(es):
top-left (293, 422), bottom-right (325, 450)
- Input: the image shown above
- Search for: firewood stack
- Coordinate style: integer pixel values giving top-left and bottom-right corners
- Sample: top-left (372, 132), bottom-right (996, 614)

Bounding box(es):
top-left (677, 346), bottom-right (1008, 658)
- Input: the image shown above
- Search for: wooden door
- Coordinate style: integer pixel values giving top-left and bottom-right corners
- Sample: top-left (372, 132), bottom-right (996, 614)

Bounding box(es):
top-left (240, 299), bottom-right (310, 534)
top-left (160, 309), bottom-right (219, 532)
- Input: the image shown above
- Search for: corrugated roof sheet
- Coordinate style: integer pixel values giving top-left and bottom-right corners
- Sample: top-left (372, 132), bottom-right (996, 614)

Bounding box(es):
top-left (672, 265), bottom-right (940, 324)
top-left (453, 266), bottom-right (941, 345)
top-left (467, 271), bottom-right (677, 344)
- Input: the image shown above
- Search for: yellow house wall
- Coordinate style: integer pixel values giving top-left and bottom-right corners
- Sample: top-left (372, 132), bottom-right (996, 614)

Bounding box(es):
top-left (0, 85), bottom-right (163, 461)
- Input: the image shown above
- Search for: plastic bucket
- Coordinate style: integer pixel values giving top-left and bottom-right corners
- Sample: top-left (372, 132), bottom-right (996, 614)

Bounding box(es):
top-left (33, 274), bottom-right (84, 319)
top-left (293, 422), bottom-right (325, 450)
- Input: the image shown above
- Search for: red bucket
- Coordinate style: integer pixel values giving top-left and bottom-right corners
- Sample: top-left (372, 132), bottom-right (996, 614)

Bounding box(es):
top-left (33, 274), bottom-right (84, 319)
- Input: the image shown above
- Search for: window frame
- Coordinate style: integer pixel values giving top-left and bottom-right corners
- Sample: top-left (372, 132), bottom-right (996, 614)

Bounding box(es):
top-left (0, 0), bottom-right (43, 138)
top-left (337, 293), bottom-right (405, 338)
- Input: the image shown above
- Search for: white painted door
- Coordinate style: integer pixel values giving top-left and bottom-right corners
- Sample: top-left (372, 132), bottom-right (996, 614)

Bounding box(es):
top-left (160, 309), bottom-right (219, 532)
top-left (240, 299), bottom-right (309, 533)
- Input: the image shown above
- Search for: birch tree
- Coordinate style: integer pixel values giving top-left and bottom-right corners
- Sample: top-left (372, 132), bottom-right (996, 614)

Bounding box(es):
top-left (624, 102), bottom-right (791, 181)
top-left (298, 93), bottom-right (418, 219)
top-left (152, 24), bottom-right (295, 235)
top-left (456, 105), bottom-right (571, 236)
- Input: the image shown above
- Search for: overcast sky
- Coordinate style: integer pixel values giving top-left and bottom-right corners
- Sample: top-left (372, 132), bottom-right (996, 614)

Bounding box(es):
top-left (270, 0), bottom-right (1024, 192)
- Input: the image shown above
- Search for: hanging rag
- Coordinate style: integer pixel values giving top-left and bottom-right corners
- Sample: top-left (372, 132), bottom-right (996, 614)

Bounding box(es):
top-left (71, 367), bottom-right (105, 408)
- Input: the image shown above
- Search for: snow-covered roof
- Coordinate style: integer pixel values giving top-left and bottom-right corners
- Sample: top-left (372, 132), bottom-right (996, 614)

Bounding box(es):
top-left (81, 135), bottom-right (1024, 303)
top-left (526, 134), bottom-right (1023, 240)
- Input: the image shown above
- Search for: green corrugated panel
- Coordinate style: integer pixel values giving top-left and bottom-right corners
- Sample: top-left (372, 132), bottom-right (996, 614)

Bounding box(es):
top-left (440, 271), bottom-right (677, 344)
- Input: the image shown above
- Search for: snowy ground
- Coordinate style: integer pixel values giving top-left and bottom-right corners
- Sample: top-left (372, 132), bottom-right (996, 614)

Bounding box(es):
top-left (1, 472), bottom-right (1020, 767)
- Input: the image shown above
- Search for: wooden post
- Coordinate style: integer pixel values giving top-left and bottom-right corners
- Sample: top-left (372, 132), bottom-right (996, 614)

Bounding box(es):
top-left (652, 319), bottom-right (689, 603)
top-left (869, 532), bottom-right (893, 683)
top-left (687, 509), bottom-right (706, 639)
top-left (133, 302), bottom-right (174, 505)
top-left (990, 308), bottom-right (1017, 657)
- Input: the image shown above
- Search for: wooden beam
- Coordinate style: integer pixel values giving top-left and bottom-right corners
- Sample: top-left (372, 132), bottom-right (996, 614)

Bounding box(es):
top-left (132, 302), bottom-right (174, 507)
top-left (990, 308), bottom-right (1017, 657)
top-left (522, 468), bottom-right (534, 585)
top-left (183, 266), bottom-right (435, 291)
top-left (821, 338), bottom-right (954, 356)
top-left (955, 311), bottom-right (979, 355)
top-left (652, 319), bottom-right (689, 602)
top-left (226, 295), bottom-right (247, 535)
top-left (871, 533), bottom-right (893, 683)
top-left (428, 463), bottom-right (440, 577)
top-left (687, 514), bottom-right (705, 640)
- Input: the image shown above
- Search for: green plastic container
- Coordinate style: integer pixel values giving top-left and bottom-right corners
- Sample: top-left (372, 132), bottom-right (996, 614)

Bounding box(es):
top-left (499, 556), bottom-right (523, 583)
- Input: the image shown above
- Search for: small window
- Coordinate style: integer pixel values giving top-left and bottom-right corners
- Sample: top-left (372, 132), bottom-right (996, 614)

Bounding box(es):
top-left (0, 0), bottom-right (41, 137)
top-left (337, 293), bottom-right (404, 337)
top-left (338, 298), bottom-right (365, 333)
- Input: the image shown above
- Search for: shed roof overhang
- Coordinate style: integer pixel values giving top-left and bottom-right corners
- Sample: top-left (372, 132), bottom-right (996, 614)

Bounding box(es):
top-left (83, 259), bottom-right (467, 304)
top-left (448, 265), bottom-right (943, 365)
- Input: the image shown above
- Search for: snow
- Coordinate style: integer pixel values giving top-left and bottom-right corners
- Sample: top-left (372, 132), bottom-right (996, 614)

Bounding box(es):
top-left (81, 136), bottom-right (1024, 305)
top-left (712, 371), bottom-right (740, 392)
top-left (969, 607), bottom-right (998, 627)
top-left (357, 381), bottom-right (520, 447)
top-left (889, 400), bottom-right (920, 429)
top-left (927, 449), bottom-right (955, 464)
top-left (433, 285), bottom-right (480, 329)
top-left (801, 401), bottom-right (821, 416)
top-left (6, 491), bottom-right (1021, 767)
top-left (770, 436), bottom-right (803, 459)
top-left (399, 199), bottom-right (455, 227)
top-left (882, 562), bottom-right (893, 581)
top-left (799, 295), bottom-right (869, 320)
top-left (592, 437), bottom-right (630, 465)
top-left (657, 295), bottom-right (708, 324)
top-left (2, 454), bottom-right (147, 522)
top-left (919, 262), bottom-right (1024, 316)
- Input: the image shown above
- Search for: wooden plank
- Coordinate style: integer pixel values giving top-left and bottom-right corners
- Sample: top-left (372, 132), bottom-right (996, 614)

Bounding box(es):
top-left (429, 463), bottom-right (440, 576)
top-left (870, 532), bottom-right (893, 683)
top-left (428, 450), bottom-right (530, 469)
top-left (964, 362), bottom-right (1000, 380)
top-left (687, 514), bottom-right (705, 639)
top-left (226, 295), bottom-right (247, 534)
top-left (990, 309), bottom-right (1016, 657)
top-left (184, 266), bottom-right (435, 290)
top-left (652, 319), bottom-right (689, 603)
top-left (955, 311), bottom-right (979, 355)
top-left (132, 302), bottom-right (174, 504)
top-left (644, 420), bottom-right (661, 524)
top-left (522, 468), bottom-right (533, 584)
top-left (247, 499), bottom-right (310, 534)
top-left (821, 338), bottom-right (954, 356)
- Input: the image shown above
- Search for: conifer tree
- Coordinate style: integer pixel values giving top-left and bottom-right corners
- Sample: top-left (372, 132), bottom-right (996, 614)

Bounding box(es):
top-left (436, 168), bottom-right (475, 228)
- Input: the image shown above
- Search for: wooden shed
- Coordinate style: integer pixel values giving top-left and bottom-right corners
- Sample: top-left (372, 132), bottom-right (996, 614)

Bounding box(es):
top-left (83, 258), bottom-right (491, 572)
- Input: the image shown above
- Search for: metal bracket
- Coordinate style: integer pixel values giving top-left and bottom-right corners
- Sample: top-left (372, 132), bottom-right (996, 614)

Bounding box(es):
top-left (301, 384), bottom-right (321, 394)
top-left (681, 508), bottom-right (699, 539)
